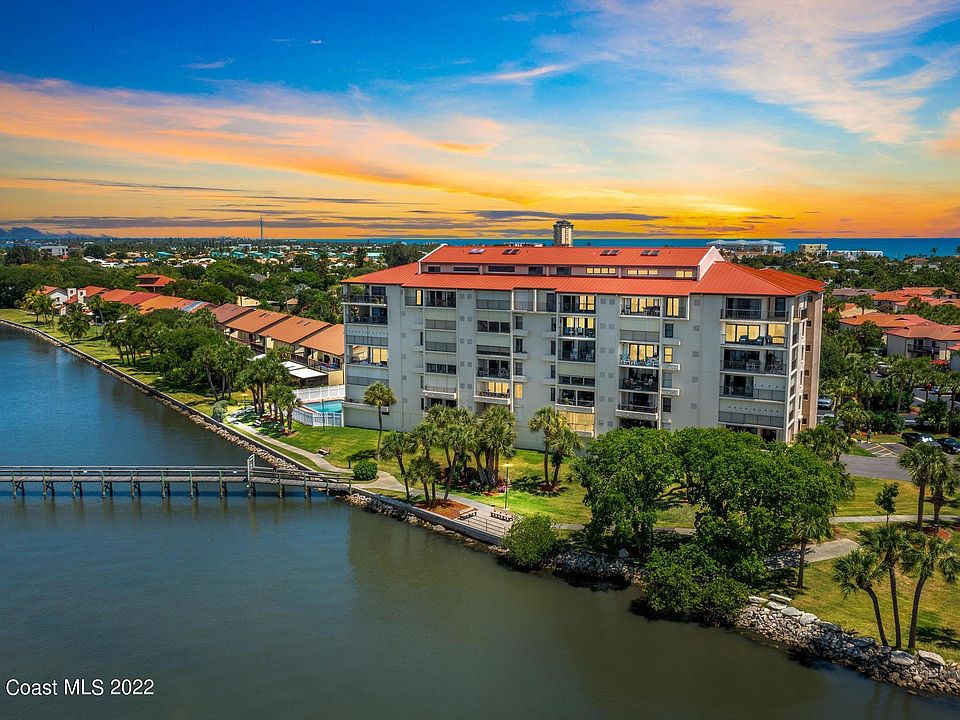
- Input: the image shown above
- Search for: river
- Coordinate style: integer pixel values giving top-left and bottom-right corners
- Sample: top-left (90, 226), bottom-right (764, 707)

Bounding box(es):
top-left (1, 325), bottom-right (959, 719)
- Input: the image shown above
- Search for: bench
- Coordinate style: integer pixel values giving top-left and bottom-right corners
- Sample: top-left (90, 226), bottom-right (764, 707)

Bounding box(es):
top-left (490, 509), bottom-right (514, 522)
top-left (458, 508), bottom-right (478, 520)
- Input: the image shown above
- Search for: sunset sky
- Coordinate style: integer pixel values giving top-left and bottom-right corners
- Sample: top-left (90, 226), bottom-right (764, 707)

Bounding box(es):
top-left (1, 1), bottom-right (958, 240)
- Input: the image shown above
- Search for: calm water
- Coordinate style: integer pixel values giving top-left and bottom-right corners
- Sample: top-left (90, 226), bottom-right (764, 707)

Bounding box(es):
top-left (2, 326), bottom-right (959, 719)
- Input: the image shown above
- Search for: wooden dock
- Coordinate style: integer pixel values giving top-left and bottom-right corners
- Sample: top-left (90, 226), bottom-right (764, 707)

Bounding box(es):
top-left (2, 455), bottom-right (353, 498)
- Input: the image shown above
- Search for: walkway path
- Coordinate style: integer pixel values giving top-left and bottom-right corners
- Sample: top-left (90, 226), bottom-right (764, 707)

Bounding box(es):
top-left (832, 514), bottom-right (960, 525)
top-left (766, 538), bottom-right (860, 569)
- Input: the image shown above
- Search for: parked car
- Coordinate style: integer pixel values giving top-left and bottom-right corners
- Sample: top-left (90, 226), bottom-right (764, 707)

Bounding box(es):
top-left (817, 397), bottom-right (833, 410)
top-left (902, 431), bottom-right (936, 446)
top-left (938, 437), bottom-right (960, 454)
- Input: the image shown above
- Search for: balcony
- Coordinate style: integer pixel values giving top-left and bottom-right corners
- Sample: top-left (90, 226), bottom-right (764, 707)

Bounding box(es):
top-left (476, 345), bottom-right (511, 357)
top-left (720, 386), bottom-right (786, 402)
top-left (514, 300), bottom-right (534, 312)
top-left (424, 341), bottom-right (457, 353)
top-left (616, 403), bottom-right (659, 420)
top-left (661, 387), bottom-right (681, 397)
top-left (620, 306), bottom-right (662, 317)
top-left (560, 326), bottom-right (596, 338)
top-left (347, 358), bottom-right (388, 368)
top-left (620, 378), bottom-right (659, 392)
top-left (719, 410), bottom-right (785, 429)
top-left (559, 351), bottom-right (596, 363)
top-left (346, 314), bottom-right (388, 325)
top-left (423, 385), bottom-right (457, 400)
top-left (474, 389), bottom-right (511, 405)
top-left (722, 334), bottom-right (785, 347)
top-left (619, 356), bottom-right (660, 368)
top-left (476, 298), bottom-right (511, 310)
top-left (722, 359), bottom-right (786, 375)
top-left (343, 293), bottom-right (387, 305)
top-left (536, 300), bottom-right (558, 313)
top-left (722, 308), bottom-right (789, 321)
top-left (555, 399), bottom-right (595, 413)
top-left (477, 368), bottom-right (511, 379)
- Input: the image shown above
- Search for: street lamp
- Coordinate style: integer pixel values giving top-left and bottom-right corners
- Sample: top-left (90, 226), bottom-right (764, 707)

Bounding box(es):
top-left (503, 462), bottom-right (511, 509)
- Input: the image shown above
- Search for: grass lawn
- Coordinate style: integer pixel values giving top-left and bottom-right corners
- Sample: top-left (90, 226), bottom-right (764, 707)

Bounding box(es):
top-left (846, 445), bottom-right (874, 457)
top-left (780, 523), bottom-right (960, 662)
top-left (255, 425), bottom-right (404, 477)
top-left (455, 480), bottom-right (590, 525)
top-left (835, 476), bottom-right (960, 518)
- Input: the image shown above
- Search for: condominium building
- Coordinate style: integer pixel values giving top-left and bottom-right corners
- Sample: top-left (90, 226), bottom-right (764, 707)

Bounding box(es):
top-left (340, 245), bottom-right (823, 448)
top-left (553, 220), bottom-right (574, 246)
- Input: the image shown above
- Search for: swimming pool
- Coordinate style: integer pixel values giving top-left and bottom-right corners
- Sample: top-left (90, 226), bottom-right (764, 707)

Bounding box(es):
top-left (306, 400), bottom-right (343, 413)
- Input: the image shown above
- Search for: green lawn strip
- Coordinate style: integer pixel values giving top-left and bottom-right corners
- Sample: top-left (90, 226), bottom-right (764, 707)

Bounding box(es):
top-left (228, 424), bottom-right (324, 471)
top-left (780, 526), bottom-right (960, 663)
top-left (454, 482), bottom-right (590, 525)
top-left (835, 476), bottom-right (960, 518)
top-left (846, 445), bottom-right (874, 457)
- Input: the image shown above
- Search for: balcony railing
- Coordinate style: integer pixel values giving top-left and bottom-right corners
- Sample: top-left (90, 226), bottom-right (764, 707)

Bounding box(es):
top-left (425, 341), bottom-right (457, 353)
top-left (425, 298), bottom-right (456, 308)
top-left (345, 333), bottom-right (387, 346)
top-left (723, 335), bottom-right (784, 347)
top-left (560, 304), bottom-right (595, 315)
top-left (347, 314), bottom-right (388, 325)
top-left (514, 300), bottom-right (533, 311)
top-left (475, 389), bottom-right (510, 399)
top-left (621, 306), bottom-right (662, 317)
top-left (348, 358), bottom-right (388, 367)
top-left (722, 360), bottom-right (786, 375)
top-left (722, 308), bottom-right (789, 320)
top-left (719, 410), bottom-right (784, 428)
top-left (617, 403), bottom-right (658, 414)
top-left (720, 386), bottom-right (786, 402)
top-left (477, 368), bottom-right (511, 379)
top-left (344, 293), bottom-right (387, 305)
top-left (560, 327), bottom-right (597, 338)
top-left (536, 301), bottom-right (558, 313)
top-left (620, 356), bottom-right (660, 368)
top-left (476, 345), bottom-right (511, 357)
top-left (620, 379), bottom-right (659, 392)
top-left (559, 351), bottom-right (596, 363)
top-left (423, 384), bottom-right (457, 395)
top-left (556, 398), bottom-right (595, 409)
top-left (476, 299), bottom-right (511, 310)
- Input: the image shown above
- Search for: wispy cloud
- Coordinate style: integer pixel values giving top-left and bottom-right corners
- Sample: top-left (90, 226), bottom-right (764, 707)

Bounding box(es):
top-left (557, 0), bottom-right (958, 142)
top-left (470, 63), bottom-right (571, 84)
top-left (185, 59), bottom-right (233, 70)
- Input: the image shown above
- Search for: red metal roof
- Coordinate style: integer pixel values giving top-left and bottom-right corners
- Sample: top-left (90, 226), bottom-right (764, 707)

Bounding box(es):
top-left (420, 244), bottom-right (713, 268)
top-left (115, 291), bottom-right (160, 306)
top-left (346, 258), bottom-right (822, 297)
top-left (224, 309), bottom-right (289, 333)
top-left (261, 316), bottom-right (332, 344)
top-left (97, 289), bottom-right (136, 303)
top-left (839, 313), bottom-right (931, 329)
top-left (298, 324), bottom-right (344, 355)
top-left (210, 303), bottom-right (255, 325)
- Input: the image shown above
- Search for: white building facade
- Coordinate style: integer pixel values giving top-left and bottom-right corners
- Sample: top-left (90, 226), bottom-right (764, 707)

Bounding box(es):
top-left (341, 245), bottom-right (822, 449)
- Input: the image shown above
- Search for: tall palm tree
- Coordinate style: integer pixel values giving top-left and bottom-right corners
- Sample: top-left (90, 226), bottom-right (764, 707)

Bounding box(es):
top-left (899, 442), bottom-right (950, 530)
top-left (363, 382), bottom-right (396, 457)
top-left (528, 407), bottom-right (563, 484)
top-left (836, 401), bottom-right (870, 436)
top-left (928, 460), bottom-right (960, 533)
top-left (904, 535), bottom-right (960, 649)
top-left (382, 431), bottom-right (417, 501)
top-left (443, 409), bottom-right (475, 499)
top-left (478, 406), bottom-right (516, 488)
top-left (795, 425), bottom-right (852, 463)
top-left (548, 425), bottom-right (582, 487)
top-left (267, 384), bottom-right (298, 432)
top-left (58, 304), bottom-right (91, 343)
top-left (832, 549), bottom-right (888, 646)
top-left (859, 525), bottom-right (911, 648)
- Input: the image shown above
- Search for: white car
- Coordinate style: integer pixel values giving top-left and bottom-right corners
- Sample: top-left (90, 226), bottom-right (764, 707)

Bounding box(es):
top-left (817, 397), bottom-right (833, 410)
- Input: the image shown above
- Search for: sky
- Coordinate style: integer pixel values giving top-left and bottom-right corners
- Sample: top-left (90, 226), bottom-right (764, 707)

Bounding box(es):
top-left (0, 1), bottom-right (958, 240)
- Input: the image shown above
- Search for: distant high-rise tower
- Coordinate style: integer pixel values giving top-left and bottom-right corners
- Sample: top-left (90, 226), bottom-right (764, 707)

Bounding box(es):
top-left (553, 220), bottom-right (573, 246)
top-left (259, 213), bottom-right (264, 243)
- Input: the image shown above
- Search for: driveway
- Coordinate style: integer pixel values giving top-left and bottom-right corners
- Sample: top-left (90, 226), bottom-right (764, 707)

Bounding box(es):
top-left (841, 454), bottom-right (910, 481)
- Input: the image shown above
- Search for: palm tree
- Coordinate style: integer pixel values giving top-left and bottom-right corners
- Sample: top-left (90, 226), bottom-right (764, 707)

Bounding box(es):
top-left (852, 294), bottom-right (876, 315)
top-left (528, 407), bottom-right (563, 485)
top-left (267, 384), bottom-right (298, 432)
top-left (382, 431), bottom-right (417, 500)
top-left (477, 406), bottom-right (516, 488)
top-left (549, 425), bottom-right (581, 487)
top-left (408, 455), bottom-right (441, 505)
top-left (443, 409), bottom-right (475, 500)
top-left (859, 525), bottom-right (911, 648)
top-left (928, 459), bottom-right (959, 533)
top-left (832, 549), bottom-right (889, 646)
top-left (904, 535), bottom-right (960, 649)
top-left (836, 401), bottom-right (870, 436)
top-left (793, 507), bottom-right (832, 589)
top-left (58, 304), bottom-right (91, 343)
top-left (363, 382), bottom-right (396, 457)
top-left (899, 442), bottom-right (950, 530)
top-left (795, 425), bottom-right (853, 463)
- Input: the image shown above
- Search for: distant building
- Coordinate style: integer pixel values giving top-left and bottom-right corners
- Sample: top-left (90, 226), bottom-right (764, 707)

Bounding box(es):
top-left (39, 245), bottom-right (69, 258)
top-left (553, 220), bottom-right (574, 246)
top-left (706, 239), bottom-right (785, 255)
top-left (135, 273), bottom-right (176, 291)
top-left (832, 249), bottom-right (883, 260)
top-left (799, 243), bottom-right (828, 256)
top-left (831, 287), bottom-right (877, 300)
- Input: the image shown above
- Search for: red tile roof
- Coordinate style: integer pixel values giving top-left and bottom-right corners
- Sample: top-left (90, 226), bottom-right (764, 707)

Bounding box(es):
top-left (97, 289), bottom-right (137, 303)
top-left (137, 295), bottom-right (193, 312)
top-left (224, 309), bottom-right (289, 333)
top-left (298, 324), bottom-right (344, 355)
top-left (887, 324), bottom-right (960, 341)
top-left (420, 244), bottom-right (713, 268)
top-left (116, 291), bottom-right (160, 306)
top-left (210, 303), bottom-right (254, 325)
top-left (346, 258), bottom-right (823, 297)
top-left (81, 285), bottom-right (107, 297)
top-left (839, 313), bottom-right (932, 329)
top-left (261, 316), bottom-right (332, 344)
top-left (135, 273), bottom-right (175, 288)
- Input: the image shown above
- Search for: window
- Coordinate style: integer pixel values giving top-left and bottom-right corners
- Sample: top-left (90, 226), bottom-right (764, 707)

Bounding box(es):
top-left (514, 338), bottom-right (525, 353)
top-left (560, 411), bottom-right (594, 434)
top-left (514, 315), bottom-right (523, 330)
top-left (664, 323), bottom-right (674, 338)
top-left (768, 323), bottom-right (786, 345)
top-left (452, 265), bottom-right (480, 273)
top-left (549, 364), bottom-right (556, 378)
top-left (663, 346), bottom-right (673, 363)
top-left (468, 248), bottom-right (485, 254)
top-left (600, 249), bottom-right (621, 256)
top-left (550, 388), bottom-right (556, 401)
top-left (502, 248), bottom-right (521, 255)
top-left (662, 397), bottom-right (672, 413)
top-left (477, 320), bottom-right (510, 333)
top-left (487, 265), bottom-right (515, 273)
top-left (514, 361), bottom-right (523, 376)
top-left (586, 266), bottom-right (617, 275)
top-left (426, 266), bottom-right (440, 273)
top-left (514, 383), bottom-right (524, 399)
top-left (621, 297), bottom-right (660, 316)
top-left (528, 266), bottom-right (544, 275)
top-left (550, 340), bottom-right (556, 355)
top-left (556, 267), bottom-right (572, 276)
top-left (675, 269), bottom-right (694, 278)
top-left (550, 317), bottom-right (557, 331)
top-left (625, 268), bottom-right (658, 276)
top-left (724, 324), bottom-right (761, 343)
top-left (426, 362), bottom-right (456, 374)
top-left (665, 297), bottom-right (687, 318)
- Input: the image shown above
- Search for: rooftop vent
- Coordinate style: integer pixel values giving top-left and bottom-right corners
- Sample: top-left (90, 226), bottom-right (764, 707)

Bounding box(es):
top-left (600, 249), bottom-right (620, 256)
top-left (502, 248), bottom-right (521, 255)
top-left (640, 249), bottom-right (661, 256)
top-left (468, 248), bottom-right (485, 254)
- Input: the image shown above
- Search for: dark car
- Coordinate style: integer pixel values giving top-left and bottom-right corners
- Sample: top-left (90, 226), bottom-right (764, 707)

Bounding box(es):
top-left (902, 432), bottom-right (936, 446)
top-left (939, 437), bottom-right (960, 454)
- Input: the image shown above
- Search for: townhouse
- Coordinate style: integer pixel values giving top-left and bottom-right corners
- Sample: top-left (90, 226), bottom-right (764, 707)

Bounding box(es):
top-left (340, 245), bottom-right (823, 448)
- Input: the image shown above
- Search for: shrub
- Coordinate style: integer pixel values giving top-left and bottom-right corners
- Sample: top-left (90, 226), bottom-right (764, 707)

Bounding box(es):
top-left (353, 459), bottom-right (378, 483)
top-left (211, 400), bottom-right (229, 422)
top-left (504, 514), bottom-right (557, 569)
top-left (919, 400), bottom-right (950, 432)
top-left (868, 410), bottom-right (904, 434)
top-left (639, 544), bottom-right (748, 625)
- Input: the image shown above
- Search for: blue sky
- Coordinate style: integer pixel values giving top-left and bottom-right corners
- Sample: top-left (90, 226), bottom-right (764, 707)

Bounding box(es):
top-left (0, 1), bottom-right (958, 238)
